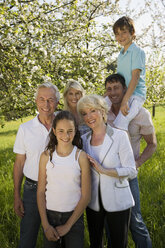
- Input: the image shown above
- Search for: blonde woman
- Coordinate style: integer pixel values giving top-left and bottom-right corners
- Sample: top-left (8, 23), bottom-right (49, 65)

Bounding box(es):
top-left (63, 79), bottom-right (89, 135)
top-left (77, 94), bottom-right (137, 248)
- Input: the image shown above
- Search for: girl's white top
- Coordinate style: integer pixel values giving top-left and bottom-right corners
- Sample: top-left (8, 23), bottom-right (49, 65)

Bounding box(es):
top-left (46, 146), bottom-right (82, 212)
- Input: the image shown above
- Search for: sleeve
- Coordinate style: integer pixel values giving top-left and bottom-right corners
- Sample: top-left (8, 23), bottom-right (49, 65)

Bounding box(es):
top-left (115, 131), bottom-right (137, 178)
top-left (13, 125), bottom-right (26, 154)
top-left (138, 109), bottom-right (155, 135)
top-left (132, 47), bottom-right (145, 71)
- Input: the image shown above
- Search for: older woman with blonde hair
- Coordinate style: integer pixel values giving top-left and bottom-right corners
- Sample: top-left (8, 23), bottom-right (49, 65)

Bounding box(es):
top-left (63, 79), bottom-right (89, 135)
top-left (77, 94), bottom-right (137, 248)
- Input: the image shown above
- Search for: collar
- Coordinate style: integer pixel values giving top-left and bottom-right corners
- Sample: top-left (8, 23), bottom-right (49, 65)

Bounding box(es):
top-left (86, 124), bottom-right (114, 140)
top-left (33, 115), bottom-right (41, 127)
top-left (106, 124), bottom-right (114, 137)
top-left (108, 105), bottom-right (116, 115)
top-left (120, 42), bottom-right (136, 54)
top-left (33, 113), bottom-right (56, 127)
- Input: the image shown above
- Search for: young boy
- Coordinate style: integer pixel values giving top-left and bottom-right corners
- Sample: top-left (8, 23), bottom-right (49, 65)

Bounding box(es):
top-left (112, 16), bottom-right (146, 131)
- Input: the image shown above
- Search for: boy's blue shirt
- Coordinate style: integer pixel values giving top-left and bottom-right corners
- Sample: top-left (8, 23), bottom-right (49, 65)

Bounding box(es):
top-left (117, 42), bottom-right (146, 100)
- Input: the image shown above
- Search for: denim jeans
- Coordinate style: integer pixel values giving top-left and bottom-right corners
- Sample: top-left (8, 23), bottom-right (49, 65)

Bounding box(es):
top-left (18, 180), bottom-right (41, 248)
top-left (44, 210), bottom-right (84, 248)
top-left (129, 177), bottom-right (152, 248)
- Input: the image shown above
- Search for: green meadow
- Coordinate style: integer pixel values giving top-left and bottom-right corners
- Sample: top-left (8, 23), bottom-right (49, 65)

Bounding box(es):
top-left (0, 105), bottom-right (165, 248)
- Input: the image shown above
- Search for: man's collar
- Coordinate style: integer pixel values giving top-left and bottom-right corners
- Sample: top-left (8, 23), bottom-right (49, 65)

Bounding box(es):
top-left (33, 113), bottom-right (56, 127)
top-left (33, 115), bottom-right (41, 127)
top-left (109, 105), bottom-right (119, 117)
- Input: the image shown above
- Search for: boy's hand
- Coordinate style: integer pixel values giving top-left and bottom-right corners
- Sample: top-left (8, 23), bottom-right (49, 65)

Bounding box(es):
top-left (120, 101), bottom-right (129, 116)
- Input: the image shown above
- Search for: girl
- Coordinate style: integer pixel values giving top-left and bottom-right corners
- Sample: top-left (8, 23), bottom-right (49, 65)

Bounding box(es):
top-left (37, 111), bottom-right (91, 248)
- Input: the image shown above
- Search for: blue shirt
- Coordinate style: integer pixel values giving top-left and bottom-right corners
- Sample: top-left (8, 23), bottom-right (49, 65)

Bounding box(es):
top-left (117, 43), bottom-right (146, 100)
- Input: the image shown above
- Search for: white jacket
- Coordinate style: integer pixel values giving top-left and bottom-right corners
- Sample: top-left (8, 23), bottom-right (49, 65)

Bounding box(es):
top-left (81, 125), bottom-right (137, 212)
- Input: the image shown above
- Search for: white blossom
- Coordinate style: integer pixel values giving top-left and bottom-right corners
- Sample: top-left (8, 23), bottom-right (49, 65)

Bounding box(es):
top-left (31, 66), bottom-right (41, 73)
top-left (50, 55), bottom-right (56, 63)
top-left (28, 25), bottom-right (34, 34)
top-left (39, 47), bottom-right (47, 57)
top-left (78, 78), bottom-right (86, 86)
top-left (23, 48), bottom-right (29, 55)
top-left (42, 75), bottom-right (51, 82)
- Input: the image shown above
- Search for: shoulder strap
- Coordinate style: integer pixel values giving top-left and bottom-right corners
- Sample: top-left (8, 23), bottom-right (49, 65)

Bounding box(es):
top-left (75, 148), bottom-right (82, 161)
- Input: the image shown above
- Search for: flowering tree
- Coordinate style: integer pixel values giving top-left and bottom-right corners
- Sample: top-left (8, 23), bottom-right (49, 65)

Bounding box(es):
top-left (0, 0), bottom-right (164, 121)
top-left (145, 52), bottom-right (165, 116)
top-left (0, 0), bottom-right (120, 120)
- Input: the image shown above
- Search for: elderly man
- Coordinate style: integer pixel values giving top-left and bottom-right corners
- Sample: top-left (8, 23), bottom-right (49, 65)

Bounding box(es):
top-left (13, 82), bottom-right (60, 248)
top-left (104, 73), bottom-right (157, 248)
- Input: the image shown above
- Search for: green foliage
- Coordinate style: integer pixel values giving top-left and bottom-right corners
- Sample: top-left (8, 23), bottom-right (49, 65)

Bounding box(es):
top-left (0, 106), bottom-right (165, 247)
top-left (1, 0), bottom-right (164, 121)
top-left (145, 53), bottom-right (165, 106)
top-left (0, 0), bottom-right (118, 120)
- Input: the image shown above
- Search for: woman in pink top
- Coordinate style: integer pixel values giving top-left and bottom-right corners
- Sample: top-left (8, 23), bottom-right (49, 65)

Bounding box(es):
top-left (37, 111), bottom-right (91, 248)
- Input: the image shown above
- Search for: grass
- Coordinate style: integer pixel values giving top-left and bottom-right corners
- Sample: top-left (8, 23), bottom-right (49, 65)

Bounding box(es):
top-left (0, 105), bottom-right (165, 248)
top-left (136, 105), bottom-right (165, 247)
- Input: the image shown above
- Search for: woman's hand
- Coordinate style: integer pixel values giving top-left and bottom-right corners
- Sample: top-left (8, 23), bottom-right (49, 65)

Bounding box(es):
top-left (44, 225), bottom-right (60, 241)
top-left (87, 154), bottom-right (105, 174)
top-left (87, 154), bottom-right (120, 178)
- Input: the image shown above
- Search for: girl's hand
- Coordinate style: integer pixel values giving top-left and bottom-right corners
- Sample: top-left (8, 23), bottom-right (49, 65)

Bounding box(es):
top-left (120, 101), bottom-right (129, 116)
top-left (87, 154), bottom-right (105, 174)
top-left (56, 223), bottom-right (71, 237)
top-left (44, 225), bottom-right (60, 241)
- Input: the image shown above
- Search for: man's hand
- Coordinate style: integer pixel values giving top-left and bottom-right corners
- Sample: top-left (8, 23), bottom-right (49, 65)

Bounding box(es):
top-left (13, 153), bottom-right (26, 218)
top-left (14, 195), bottom-right (24, 218)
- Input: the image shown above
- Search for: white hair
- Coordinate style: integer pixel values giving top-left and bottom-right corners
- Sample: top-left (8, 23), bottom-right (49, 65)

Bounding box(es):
top-left (77, 94), bottom-right (109, 123)
top-left (35, 82), bottom-right (60, 102)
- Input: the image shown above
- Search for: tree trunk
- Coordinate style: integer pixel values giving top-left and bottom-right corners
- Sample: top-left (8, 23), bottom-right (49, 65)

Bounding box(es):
top-left (152, 105), bottom-right (155, 117)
